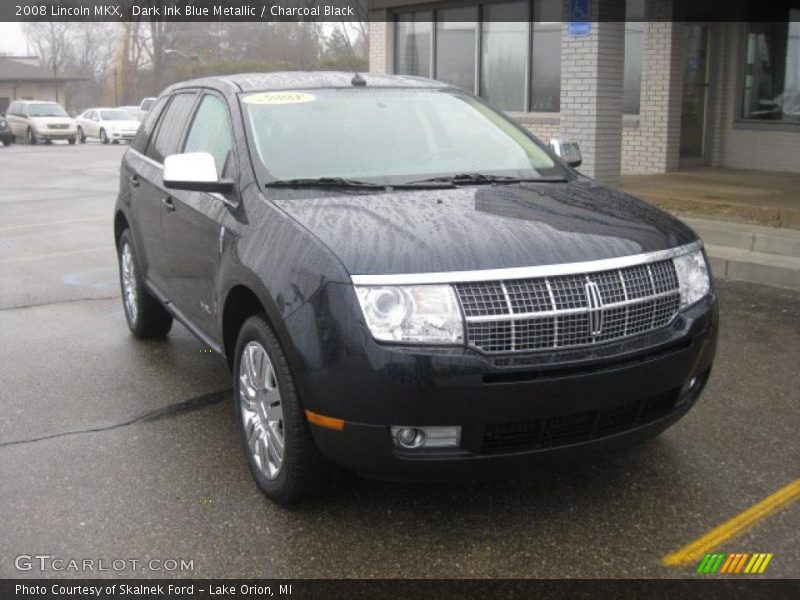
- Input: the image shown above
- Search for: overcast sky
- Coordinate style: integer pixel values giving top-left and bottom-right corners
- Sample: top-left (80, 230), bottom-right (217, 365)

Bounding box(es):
top-left (0, 23), bottom-right (28, 55)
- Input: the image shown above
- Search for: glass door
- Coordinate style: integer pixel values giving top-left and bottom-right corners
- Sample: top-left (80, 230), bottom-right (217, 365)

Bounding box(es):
top-left (680, 24), bottom-right (712, 164)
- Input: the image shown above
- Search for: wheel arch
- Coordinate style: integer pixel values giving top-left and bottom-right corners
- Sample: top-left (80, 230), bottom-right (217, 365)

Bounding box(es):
top-left (222, 283), bottom-right (276, 372)
top-left (114, 210), bottom-right (130, 248)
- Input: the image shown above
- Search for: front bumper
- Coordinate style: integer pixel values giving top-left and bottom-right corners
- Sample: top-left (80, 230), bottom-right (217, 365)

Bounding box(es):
top-left (291, 291), bottom-right (718, 480)
top-left (36, 128), bottom-right (77, 140)
top-left (110, 131), bottom-right (137, 141)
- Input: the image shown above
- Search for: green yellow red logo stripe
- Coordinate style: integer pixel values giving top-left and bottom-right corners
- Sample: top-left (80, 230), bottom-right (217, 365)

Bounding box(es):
top-left (695, 552), bottom-right (773, 574)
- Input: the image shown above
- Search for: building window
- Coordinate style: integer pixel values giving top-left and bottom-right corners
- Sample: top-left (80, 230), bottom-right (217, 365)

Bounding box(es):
top-left (481, 2), bottom-right (528, 111)
top-left (741, 12), bottom-right (800, 122)
top-left (395, 11), bottom-right (433, 77)
top-left (436, 8), bottom-right (478, 92)
top-left (623, 0), bottom-right (645, 114)
top-left (394, 1), bottom-right (563, 112)
top-left (531, 0), bottom-right (562, 112)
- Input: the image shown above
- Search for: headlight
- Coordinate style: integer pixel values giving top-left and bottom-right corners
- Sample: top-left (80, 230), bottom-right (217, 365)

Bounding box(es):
top-left (355, 285), bottom-right (463, 344)
top-left (0, 119), bottom-right (6, 128)
top-left (673, 249), bottom-right (710, 307)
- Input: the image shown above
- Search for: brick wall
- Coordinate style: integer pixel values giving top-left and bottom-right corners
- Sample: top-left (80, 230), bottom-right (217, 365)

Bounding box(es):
top-left (620, 1), bottom-right (682, 174)
top-left (369, 19), bottom-right (391, 73)
top-left (559, 1), bottom-right (625, 184)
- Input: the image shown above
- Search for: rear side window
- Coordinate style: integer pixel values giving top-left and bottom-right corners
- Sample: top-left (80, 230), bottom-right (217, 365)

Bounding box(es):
top-left (131, 96), bottom-right (168, 154)
top-left (183, 95), bottom-right (234, 175)
top-left (145, 93), bottom-right (197, 163)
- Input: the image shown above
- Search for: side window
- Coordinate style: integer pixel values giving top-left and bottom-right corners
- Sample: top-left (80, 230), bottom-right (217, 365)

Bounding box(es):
top-left (8, 102), bottom-right (18, 116)
top-left (183, 94), bottom-right (234, 175)
top-left (145, 93), bottom-right (197, 163)
top-left (130, 96), bottom-right (168, 154)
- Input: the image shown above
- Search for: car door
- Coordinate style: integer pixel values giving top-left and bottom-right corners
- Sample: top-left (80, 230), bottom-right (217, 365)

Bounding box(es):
top-left (160, 92), bottom-right (237, 336)
top-left (127, 93), bottom-right (197, 295)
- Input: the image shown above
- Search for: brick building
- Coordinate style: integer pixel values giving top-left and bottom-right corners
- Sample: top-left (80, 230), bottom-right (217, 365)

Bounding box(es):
top-left (368, 0), bottom-right (800, 184)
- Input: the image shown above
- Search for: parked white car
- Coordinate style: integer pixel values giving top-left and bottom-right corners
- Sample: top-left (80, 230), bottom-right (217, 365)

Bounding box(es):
top-left (76, 108), bottom-right (140, 144)
top-left (5, 100), bottom-right (78, 144)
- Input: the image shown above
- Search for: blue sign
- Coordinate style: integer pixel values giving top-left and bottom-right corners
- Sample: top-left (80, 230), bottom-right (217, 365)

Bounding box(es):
top-left (569, 0), bottom-right (591, 37)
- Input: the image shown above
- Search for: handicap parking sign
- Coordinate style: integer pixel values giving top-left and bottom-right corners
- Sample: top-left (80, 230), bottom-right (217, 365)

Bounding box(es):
top-left (569, 0), bottom-right (591, 37)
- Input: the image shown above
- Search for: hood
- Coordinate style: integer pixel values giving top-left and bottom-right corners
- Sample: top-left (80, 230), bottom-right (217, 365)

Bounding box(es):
top-left (273, 180), bottom-right (697, 276)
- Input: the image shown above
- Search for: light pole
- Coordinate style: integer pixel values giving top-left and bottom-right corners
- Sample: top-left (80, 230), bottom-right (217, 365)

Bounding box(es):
top-left (52, 58), bottom-right (59, 104)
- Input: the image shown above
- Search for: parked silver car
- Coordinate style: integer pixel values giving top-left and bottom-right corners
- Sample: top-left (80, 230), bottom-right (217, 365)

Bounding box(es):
top-left (5, 100), bottom-right (78, 144)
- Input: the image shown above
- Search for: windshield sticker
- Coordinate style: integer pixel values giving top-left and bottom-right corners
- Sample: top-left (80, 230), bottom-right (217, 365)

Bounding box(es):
top-left (243, 92), bottom-right (315, 105)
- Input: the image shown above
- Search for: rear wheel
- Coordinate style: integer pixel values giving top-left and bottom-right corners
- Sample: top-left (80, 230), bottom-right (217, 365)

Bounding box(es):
top-left (234, 315), bottom-right (338, 505)
top-left (117, 229), bottom-right (173, 339)
top-left (68, 137), bottom-right (76, 145)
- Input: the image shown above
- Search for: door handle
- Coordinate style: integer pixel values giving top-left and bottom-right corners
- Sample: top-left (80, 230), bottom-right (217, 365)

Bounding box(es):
top-left (161, 196), bottom-right (175, 213)
top-left (129, 175), bottom-right (139, 188)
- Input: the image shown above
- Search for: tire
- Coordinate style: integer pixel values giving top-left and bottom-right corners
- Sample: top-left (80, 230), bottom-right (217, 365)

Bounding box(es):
top-left (117, 229), bottom-right (173, 339)
top-left (27, 128), bottom-right (37, 145)
top-left (100, 129), bottom-right (109, 144)
top-left (77, 127), bottom-right (86, 143)
top-left (68, 137), bottom-right (76, 145)
top-left (234, 315), bottom-right (338, 505)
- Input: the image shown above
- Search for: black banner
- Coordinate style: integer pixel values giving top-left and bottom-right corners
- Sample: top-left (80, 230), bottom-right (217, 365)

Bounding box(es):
top-left (2, 0), bottom-right (800, 23)
top-left (2, 579), bottom-right (799, 600)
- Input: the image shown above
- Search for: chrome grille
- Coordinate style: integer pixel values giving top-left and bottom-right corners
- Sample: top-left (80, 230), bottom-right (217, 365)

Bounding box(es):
top-left (455, 259), bottom-right (680, 354)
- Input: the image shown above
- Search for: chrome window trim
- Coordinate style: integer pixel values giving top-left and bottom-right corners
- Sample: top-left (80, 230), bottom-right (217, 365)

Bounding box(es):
top-left (350, 241), bottom-right (703, 286)
top-left (129, 147), bottom-right (164, 170)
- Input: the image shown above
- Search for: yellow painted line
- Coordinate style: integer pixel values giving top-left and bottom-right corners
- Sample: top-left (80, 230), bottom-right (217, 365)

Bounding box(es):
top-left (661, 478), bottom-right (800, 567)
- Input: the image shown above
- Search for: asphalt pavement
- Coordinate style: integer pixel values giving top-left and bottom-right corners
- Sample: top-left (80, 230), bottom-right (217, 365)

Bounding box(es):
top-left (0, 142), bottom-right (797, 578)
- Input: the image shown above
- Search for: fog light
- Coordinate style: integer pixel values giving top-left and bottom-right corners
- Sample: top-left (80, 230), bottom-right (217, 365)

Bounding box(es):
top-left (391, 426), bottom-right (461, 450)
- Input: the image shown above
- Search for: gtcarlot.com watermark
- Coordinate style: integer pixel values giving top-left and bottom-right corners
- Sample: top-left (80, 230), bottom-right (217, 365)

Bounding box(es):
top-left (14, 554), bottom-right (194, 573)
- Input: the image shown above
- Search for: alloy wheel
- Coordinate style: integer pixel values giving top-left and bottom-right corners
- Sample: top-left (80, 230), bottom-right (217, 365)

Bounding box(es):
top-left (120, 242), bottom-right (138, 325)
top-left (239, 341), bottom-right (285, 480)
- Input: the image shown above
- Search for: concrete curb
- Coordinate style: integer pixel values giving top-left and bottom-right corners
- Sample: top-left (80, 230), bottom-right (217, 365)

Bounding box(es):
top-left (682, 218), bottom-right (800, 291)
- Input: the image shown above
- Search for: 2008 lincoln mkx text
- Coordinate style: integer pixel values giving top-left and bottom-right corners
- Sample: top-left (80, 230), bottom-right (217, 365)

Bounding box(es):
top-left (114, 72), bottom-right (717, 504)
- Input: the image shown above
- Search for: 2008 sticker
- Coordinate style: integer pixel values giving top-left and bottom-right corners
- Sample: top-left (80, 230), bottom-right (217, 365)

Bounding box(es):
top-left (242, 92), bottom-right (316, 105)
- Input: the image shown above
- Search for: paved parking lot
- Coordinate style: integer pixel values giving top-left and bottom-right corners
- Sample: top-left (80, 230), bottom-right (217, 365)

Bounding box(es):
top-left (0, 143), bottom-right (797, 578)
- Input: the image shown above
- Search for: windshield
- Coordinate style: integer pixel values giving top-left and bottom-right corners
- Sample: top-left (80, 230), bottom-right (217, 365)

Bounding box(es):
top-left (242, 88), bottom-right (565, 185)
top-left (100, 110), bottom-right (136, 121)
top-left (28, 103), bottom-right (68, 117)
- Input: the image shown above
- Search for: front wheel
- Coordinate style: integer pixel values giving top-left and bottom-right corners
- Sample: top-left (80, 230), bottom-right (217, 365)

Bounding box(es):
top-left (234, 315), bottom-right (338, 505)
top-left (117, 229), bottom-right (173, 339)
top-left (77, 127), bottom-right (86, 143)
top-left (100, 129), bottom-right (109, 144)
top-left (27, 128), bottom-right (37, 145)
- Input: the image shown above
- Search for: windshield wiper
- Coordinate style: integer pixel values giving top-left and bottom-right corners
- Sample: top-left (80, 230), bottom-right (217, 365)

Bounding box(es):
top-left (405, 173), bottom-right (566, 186)
top-left (265, 177), bottom-right (385, 189)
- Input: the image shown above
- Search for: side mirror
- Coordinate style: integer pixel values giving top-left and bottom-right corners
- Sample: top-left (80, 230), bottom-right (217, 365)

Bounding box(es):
top-left (163, 152), bottom-right (234, 194)
top-left (549, 138), bottom-right (582, 168)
